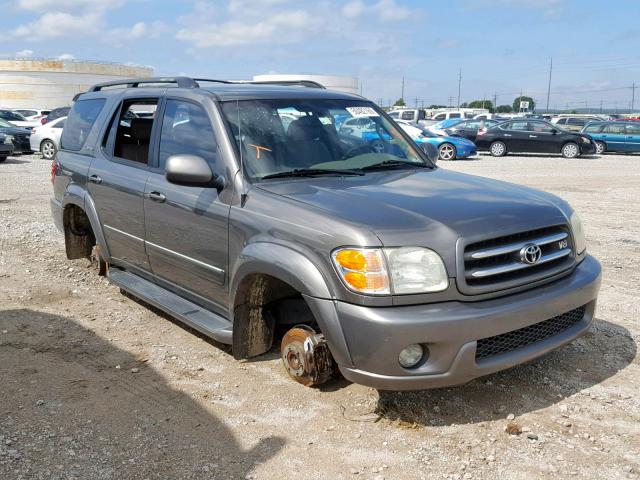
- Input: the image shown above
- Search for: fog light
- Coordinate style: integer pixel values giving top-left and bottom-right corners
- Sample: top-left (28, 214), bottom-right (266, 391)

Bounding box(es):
top-left (398, 344), bottom-right (424, 368)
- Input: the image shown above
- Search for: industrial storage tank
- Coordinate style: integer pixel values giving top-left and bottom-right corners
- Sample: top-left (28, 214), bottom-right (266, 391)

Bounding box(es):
top-left (252, 74), bottom-right (358, 94)
top-left (0, 58), bottom-right (153, 109)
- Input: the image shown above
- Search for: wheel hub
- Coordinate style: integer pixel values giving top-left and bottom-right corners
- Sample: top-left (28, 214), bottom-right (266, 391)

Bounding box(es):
top-left (280, 326), bottom-right (334, 387)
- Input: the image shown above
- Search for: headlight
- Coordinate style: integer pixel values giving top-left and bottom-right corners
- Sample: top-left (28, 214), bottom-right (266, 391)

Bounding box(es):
top-left (332, 247), bottom-right (448, 295)
top-left (580, 136), bottom-right (590, 144)
top-left (570, 212), bottom-right (586, 255)
top-left (4, 135), bottom-right (13, 144)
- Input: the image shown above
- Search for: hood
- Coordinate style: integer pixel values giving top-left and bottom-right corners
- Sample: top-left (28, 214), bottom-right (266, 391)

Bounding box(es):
top-left (257, 168), bottom-right (569, 271)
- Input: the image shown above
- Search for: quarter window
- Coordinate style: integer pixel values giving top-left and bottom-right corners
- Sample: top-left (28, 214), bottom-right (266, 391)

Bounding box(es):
top-left (60, 98), bottom-right (106, 151)
top-left (625, 124), bottom-right (640, 135)
top-left (159, 100), bottom-right (218, 171)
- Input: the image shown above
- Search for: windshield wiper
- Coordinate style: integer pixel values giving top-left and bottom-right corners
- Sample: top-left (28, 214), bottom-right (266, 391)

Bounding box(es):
top-left (359, 160), bottom-right (433, 171)
top-left (261, 168), bottom-right (364, 180)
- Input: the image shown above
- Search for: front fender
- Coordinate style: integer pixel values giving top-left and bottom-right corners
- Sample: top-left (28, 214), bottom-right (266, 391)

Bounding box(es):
top-left (230, 242), bottom-right (353, 367)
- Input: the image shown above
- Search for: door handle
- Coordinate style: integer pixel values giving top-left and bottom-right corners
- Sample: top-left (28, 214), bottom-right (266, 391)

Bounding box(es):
top-left (88, 175), bottom-right (102, 184)
top-left (529, 135), bottom-right (538, 138)
top-left (148, 191), bottom-right (166, 203)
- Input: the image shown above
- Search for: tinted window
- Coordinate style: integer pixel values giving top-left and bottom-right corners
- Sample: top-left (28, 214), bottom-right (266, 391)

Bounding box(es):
top-left (433, 113), bottom-right (446, 120)
top-left (60, 98), bottom-right (106, 151)
top-left (388, 112), bottom-right (399, 118)
top-left (529, 121), bottom-right (555, 133)
top-left (605, 124), bottom-right (626, 134)
top-left (449, 113), bottom-right (461, 119)
top-left (0, 110), bottom-right (27, 121)
top-left (556, 118), bottom-right (567, 125)
top-left (16, 110), bottom-right (37, 117)
top-left (462, 120), bottom-right (482, 129)
top-left (510, 121), bottom-right (529, 131)
top-left (567, 118), bottom-right (586, 126)
top-left (625, 124), bottom-right (640, 135)
top-left (113, 100), bottom-right (158, 164)
top-left (401, 111), bottom-right (414, 120)
top-left (159, 100), bottom-right (218, 171)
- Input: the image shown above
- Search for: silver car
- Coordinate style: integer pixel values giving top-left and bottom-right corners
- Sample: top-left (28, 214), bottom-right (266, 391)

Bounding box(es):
top-left (30, 116), bottom-right (65, 159)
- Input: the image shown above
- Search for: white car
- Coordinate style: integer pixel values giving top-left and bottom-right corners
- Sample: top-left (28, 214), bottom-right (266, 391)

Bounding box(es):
top-left (0, 109), bottom-right (39, 129)
top-left (30, 116), bottom-right (66, 160)
top-left (13, 108), bottom-right (51, 121)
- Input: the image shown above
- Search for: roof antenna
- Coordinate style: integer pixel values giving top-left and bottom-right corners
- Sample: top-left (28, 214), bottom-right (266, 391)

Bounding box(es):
top-left (237, 100), bottom-right (248, 206)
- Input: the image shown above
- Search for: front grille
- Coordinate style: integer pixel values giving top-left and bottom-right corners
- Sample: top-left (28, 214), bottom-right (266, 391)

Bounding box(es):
top-left (475, 305), bottom-right (586, 360)
top-left (460, 225), bottom-right (574, 294)
top-left (13, 133), bottom-right (32, 152)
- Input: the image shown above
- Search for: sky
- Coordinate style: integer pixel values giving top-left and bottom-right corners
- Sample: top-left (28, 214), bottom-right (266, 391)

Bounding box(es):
top-left (3, 0), bottom-right (640, 111)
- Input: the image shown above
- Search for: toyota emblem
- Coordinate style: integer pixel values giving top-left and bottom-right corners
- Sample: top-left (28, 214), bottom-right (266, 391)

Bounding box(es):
top-left (520, 244), bottom-right (542, 264)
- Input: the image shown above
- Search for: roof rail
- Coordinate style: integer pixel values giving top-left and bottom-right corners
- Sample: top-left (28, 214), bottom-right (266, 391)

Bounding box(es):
top-left (85, 76), bottom-right (326, 94)
top-left (88, 76), bottom-right (199, 92)
top-left (242, 80), bottom-right (326, 89)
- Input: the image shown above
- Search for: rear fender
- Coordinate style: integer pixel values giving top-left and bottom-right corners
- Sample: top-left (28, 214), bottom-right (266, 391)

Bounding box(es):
top-left (61, 185), bottom-right (110, 261)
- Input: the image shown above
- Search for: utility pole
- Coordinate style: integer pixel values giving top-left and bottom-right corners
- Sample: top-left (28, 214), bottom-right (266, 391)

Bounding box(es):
top-left (600, 99), bottom-right (603, 114)
top-left (415, 96), bottom-right (419, 108)
top-left (631, 82), bottom-right (636, 113)
top-left (401, 76), bottom-right (405, 103)
top-left (545, 57), bottom-right (553, 113)
top-left (448, 96), bottom-right (454, 107)
top-left (457, 68), bottom-right (462, 108)
top-left (493, 92), bottom-right (497, 111)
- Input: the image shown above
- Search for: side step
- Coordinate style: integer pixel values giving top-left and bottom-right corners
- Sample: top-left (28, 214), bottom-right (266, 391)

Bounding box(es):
top-left (107, 268), bottom-right (233, 344)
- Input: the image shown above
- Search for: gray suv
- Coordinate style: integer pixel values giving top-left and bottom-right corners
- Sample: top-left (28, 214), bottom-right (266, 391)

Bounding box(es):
top-left (50, 77), bottom-right (601, 390)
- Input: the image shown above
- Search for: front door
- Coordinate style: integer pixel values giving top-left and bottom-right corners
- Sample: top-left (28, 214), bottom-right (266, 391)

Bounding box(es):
top-left (144, 98), bottom-right (229, 309)
top-left (601, 123), bottom-right (627, 151)
top-left (88, 98), bottom-right (159, 271)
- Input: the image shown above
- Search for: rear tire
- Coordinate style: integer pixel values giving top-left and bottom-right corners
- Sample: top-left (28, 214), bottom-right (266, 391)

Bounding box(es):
top-left (594, 141), bottom-right (606, 154)
top-left (489, 141), bottom-right (507, 157)
top-left (438, 143), bottom-right (456, 161)
top-left (41, 139), bottom-right (57, 160)
top-left (561, 142), bottom-right (580, 159)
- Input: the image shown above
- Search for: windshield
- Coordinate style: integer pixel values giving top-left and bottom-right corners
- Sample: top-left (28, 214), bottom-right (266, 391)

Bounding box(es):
top-left (220, 99), bottom-right (429, 181)
top-left (0, 110), bottom-right (27, 122)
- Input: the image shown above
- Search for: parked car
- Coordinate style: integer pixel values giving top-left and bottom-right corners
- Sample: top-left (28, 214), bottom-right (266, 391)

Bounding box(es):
top-left (476, 119), bottom-right (596, 158)
top-left (0, 109), bottom-right (38, 129)
top-left (441, 119), bottom-right (500, 142)
top-left (41, 106), bottom-right (71, 125)
top-left (428, 118), bottom-right (465, 135)
top-left (551, 116), bottom-right (606, 132)
top-left (0, 133), bottom-right (14, 162)
top-left (398, 123), bottom-right (477, 160)
top-left (51, 76), bottom-right (600, 390)
top-left (0, 118), bottom-right (33, 153)
top-left (387, 108), bottom-right (428, 125)
top-left (30, 116), bottom-right (66, 160)
top-left (13, 108), bottom-right (51, 121)
top-left (473, 113), bottom-right (510, 121)
top-left (581, 121), bottom-right (640, 154)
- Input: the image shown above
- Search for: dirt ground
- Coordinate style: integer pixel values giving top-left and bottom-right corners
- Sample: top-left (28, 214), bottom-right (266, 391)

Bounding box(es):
top-left (1, 152), bottom-right (638, 480)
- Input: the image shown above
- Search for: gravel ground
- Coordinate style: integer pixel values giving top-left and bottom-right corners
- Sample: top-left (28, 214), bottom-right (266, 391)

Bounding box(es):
top-left (0, 152), bottom-right (638, 480)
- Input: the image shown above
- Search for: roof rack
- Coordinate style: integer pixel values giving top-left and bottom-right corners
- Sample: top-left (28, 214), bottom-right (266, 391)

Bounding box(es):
top-left (85, 76), bottom-right (326, 94)
top-left (241, 80), bottom-right (326, 89)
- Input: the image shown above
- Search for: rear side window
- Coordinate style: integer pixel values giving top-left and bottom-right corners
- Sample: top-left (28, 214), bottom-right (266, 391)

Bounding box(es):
top-left (625, 124), bottom-right (640, 135)
top-left (401, 111), bottom-right (414, 120)
top-left (605, 124), bottom-right (626, 134)
top-left (159, 100), bottom-right (218, 171)
top-left (112, 100), bottom-right (158, 164)
top-left (433, 113), bottom-right (446, 121)
top-left (556, 118), bottom-right (567, 125)
top-left (61, 99), bottom-right (105, 151)
top-left (449, 113), bottom-right (461, 119)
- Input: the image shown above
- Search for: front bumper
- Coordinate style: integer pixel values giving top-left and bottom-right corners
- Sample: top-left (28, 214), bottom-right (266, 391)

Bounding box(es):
top-left (311, 255), bottom-right (601, 390)
top-left (580, 141), bottom-right (596, 155)
top-left (0, 144), bottom-right (13, 156)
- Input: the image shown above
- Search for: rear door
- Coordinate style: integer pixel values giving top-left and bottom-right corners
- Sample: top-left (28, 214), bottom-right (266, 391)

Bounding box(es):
top-left (624, 123), bottom-right (640, 152)
top-left (144, 97), bottom-right (230, 309)
top-left (503, 120), bottom-right (530, 151)
top-left (88, 97), bottom-right (159, 272)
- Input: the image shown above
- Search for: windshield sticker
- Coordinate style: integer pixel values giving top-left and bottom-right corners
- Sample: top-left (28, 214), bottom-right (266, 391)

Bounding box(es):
top-left (346, 106), bottom-right (379, 118)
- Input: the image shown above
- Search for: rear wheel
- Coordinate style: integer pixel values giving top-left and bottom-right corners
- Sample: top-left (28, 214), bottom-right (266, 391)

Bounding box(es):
top-left (438, 143), bottom-right (456, 161)
top-left (489, 141), bottom-right (507, 157)
top-left (594, 141), bottom-right (606, 154)
top-left (41, 139), bottom-right (56, 160)
top-left (562, 142), bottom-right (580, 159)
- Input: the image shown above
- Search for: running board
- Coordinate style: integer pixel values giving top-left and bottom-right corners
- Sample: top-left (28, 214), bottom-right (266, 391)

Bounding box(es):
top-left (107, 268), bottom-right (233, 344)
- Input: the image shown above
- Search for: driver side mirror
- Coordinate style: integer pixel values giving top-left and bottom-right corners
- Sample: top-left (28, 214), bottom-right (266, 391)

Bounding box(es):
top-left (165, 154), bottom-right (225, 190)
top-left (421, 142), bottom-right (439, 163)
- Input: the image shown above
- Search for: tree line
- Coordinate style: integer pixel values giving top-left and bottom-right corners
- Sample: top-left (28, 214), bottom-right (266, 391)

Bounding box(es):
top-left (393, 96), bottom-right (536, 113)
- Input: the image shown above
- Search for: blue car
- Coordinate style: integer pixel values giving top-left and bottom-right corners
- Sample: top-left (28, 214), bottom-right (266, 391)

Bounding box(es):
top-left (400, 123), bottom-right (477, 160)
top-left (581, 121), bottom-right (640, 154)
